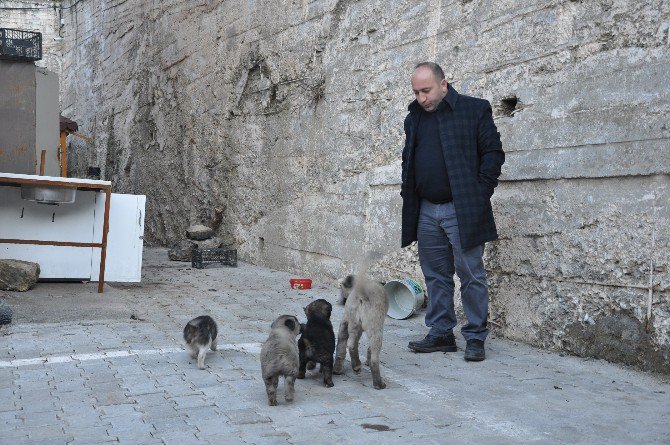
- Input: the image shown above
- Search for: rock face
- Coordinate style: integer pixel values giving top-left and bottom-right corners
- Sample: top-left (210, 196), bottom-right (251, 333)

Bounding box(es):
top-left (0, 260), bottom-right (40, 292)
top-left (4, 1), bottom-right (668, 371)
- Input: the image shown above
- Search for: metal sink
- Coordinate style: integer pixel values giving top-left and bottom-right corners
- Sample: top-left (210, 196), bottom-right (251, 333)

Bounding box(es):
top-left (20, 185), bottom-right (76, 204)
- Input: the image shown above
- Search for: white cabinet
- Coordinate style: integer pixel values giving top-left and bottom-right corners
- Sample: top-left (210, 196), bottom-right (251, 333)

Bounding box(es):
top-left (0, 185), bottom-right (145, 282)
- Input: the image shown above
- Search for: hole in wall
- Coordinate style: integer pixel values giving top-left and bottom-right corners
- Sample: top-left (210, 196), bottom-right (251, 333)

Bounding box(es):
top-left (498, 96), bottom-right (519, 117)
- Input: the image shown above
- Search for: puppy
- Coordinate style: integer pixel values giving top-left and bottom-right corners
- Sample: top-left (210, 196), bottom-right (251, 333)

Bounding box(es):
top-left (298, 299), bottom-right (335, 387)
top-left (260, 314), bottom-right (303, 406)
top-left (183, 315), bottom-right (218, 370)
top-left (333, 274), bottom-right (388, 389)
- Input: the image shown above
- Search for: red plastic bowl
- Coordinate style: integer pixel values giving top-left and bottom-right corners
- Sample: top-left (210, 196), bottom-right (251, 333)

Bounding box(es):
top-left (289, 278), bottom-right (312, 290)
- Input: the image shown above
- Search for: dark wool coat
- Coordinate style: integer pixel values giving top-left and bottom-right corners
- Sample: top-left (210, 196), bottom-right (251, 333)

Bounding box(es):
top-left (401, 86), bottom-right (505, 250)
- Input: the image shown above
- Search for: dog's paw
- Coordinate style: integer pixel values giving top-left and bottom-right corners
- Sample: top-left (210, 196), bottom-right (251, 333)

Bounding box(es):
top-left (285, 396), bottom-right (293, 403)
top-left (268, 398), bottom-right (277, 406)
top-left (306, 361), bottom-right (316, 370)
top-left (373, 381), bottom-right (386, 390)
top-left (324, 380), bottom-right (334, 388)
top-left (352, 365), bottom-right (361, 374)
top-left (297, 372), bottom-right (305, 379)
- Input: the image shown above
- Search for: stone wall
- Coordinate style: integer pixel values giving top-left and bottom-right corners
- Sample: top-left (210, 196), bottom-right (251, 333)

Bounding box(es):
top-left (0, 1), bottom-right (63, 78)
top-left (2, 0), bottom-right (669, 372)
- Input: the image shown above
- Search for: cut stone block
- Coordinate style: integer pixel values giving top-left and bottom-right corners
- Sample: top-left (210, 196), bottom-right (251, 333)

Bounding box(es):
top-left (186, 225), bottom-right (214, 241)
top-left (168, 240), bottom-right (197, 261)
top-left (0, 259), bottom-right (40, 292)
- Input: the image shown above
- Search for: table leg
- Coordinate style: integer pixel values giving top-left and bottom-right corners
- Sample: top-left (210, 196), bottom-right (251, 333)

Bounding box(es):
top-left (98, 188), bottom-right (111, 293)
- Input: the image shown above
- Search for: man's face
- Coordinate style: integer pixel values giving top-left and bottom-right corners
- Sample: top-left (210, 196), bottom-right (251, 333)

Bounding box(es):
top-left (411, 67), bottom-right (447, 112)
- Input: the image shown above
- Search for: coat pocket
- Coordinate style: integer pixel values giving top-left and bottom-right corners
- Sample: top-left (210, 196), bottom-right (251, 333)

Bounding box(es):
top-left (477, 180), bottom-right (494, 199)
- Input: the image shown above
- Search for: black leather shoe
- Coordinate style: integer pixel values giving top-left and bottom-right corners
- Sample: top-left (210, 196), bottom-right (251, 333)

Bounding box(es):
top-left (408, 333), bottom-right (457, 353)
top-left (464, 339), bottom-right (485, 361)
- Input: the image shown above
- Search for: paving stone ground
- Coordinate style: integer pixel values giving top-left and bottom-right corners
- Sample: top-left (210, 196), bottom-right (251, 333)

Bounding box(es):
top-left (0, 248), bottom-right (668, 444)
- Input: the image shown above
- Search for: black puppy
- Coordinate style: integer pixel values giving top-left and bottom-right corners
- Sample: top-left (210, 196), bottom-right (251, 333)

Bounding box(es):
top-left (297, 299), bottom-right (335, 387)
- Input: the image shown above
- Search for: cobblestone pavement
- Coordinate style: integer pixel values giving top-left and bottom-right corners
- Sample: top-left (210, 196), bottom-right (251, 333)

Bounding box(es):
top-left (1, 248), bottom-right (668, 444)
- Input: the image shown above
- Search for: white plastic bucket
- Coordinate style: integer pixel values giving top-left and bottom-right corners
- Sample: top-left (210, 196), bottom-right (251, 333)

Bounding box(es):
top-left (385, 278), bottom-right (424, 320)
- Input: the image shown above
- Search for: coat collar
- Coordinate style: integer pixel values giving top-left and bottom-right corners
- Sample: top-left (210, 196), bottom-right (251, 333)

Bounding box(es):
top-left (408, 84), bottom-right (459, 114)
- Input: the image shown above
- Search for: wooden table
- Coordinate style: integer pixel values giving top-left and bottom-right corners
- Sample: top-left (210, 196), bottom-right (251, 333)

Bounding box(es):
top-left (0, 173), bottom-right (112, 293)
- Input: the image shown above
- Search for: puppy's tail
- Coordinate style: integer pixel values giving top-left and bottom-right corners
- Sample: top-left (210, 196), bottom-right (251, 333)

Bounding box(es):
top-left (352, 251), bottom-right (385, 295)
top-left (354, 251), bottom-right (382, 279)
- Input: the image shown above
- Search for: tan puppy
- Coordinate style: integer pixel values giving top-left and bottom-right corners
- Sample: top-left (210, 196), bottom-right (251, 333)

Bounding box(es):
top-left (333, 275), bottom-right (389, 389)
top-left (260, 314), bottom-right (303, 406)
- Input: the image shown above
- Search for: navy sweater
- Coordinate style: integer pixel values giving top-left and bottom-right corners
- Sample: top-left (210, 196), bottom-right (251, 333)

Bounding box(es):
top-left (414, 99), bottom-right (452, 204)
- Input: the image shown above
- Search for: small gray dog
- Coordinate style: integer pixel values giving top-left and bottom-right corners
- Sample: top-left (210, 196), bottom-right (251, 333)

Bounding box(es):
top-left (183, 315), bottom-right (218, 370)
top-left (333, 275), bottom-right (389, 389)
top-left (260, 314), bottom-right (303, 406)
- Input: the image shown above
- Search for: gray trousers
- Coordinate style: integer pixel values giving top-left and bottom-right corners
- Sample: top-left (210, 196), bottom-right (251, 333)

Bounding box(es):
top-left (417, 200), bottom-right (489, 341)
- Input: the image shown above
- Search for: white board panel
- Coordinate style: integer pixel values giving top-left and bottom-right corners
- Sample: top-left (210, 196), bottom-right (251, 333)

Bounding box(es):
top-left (90, 193), bottom-right (146, 282)
top-left (0, 244), bottom-right (93, 279)
top-left (0, 186), bottom-right (96, 279)
top-left (0, 186), bottom-right (97, 242)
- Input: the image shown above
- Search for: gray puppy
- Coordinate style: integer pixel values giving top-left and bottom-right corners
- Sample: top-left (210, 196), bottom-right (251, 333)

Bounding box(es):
top-left (260, 314), bottom-right (303, 406)
top-left (183, 315), bottom-right (218, 370)
top-left (333, 275), bottom-right (389, 389)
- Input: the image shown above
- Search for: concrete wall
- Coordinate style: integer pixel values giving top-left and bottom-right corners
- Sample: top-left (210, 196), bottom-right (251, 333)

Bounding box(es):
top-left (1, 1), bottom-right (65, 174)
top-left (2, 0), bottom-right (669, 372)
top-left (35, 67), bottom-right (61, 176)
top-left (0, 60), bottom-right (36, 174)
top-left (0, 62), bottom-right (61, 175)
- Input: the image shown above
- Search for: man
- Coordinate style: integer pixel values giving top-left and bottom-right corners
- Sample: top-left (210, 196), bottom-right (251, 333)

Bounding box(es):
top-left (401, 62), bottom-right (504, 361)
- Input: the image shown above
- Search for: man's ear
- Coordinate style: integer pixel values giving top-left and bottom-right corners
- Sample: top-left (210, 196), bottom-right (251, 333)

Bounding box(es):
top-left (441, 78), bottom-right (448, 93)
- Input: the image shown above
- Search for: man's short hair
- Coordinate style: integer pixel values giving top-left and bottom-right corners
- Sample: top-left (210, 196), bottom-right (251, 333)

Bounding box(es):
top-left (414, 62), bottom-right (445, 81)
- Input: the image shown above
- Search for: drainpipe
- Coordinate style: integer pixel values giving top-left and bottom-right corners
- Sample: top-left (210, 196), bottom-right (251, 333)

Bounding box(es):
top-left (645, 203), bottom-right (656, 332)
top-left (53, 4), bottom-right (65, 41)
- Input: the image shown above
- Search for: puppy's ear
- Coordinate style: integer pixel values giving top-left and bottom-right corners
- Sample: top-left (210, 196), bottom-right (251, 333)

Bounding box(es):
top-left (284, 318), bottom-right (296, 332)
top-left (342, 275), bottom-right (354, 289)
top-left (326, 301), bottom-right (332, 318)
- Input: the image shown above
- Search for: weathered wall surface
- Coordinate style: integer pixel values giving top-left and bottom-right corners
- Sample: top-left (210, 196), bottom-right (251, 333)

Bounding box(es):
top-left (2, 0), bottom-right (669, 372)
top-left (0, 1), bottom-right (63, 77)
